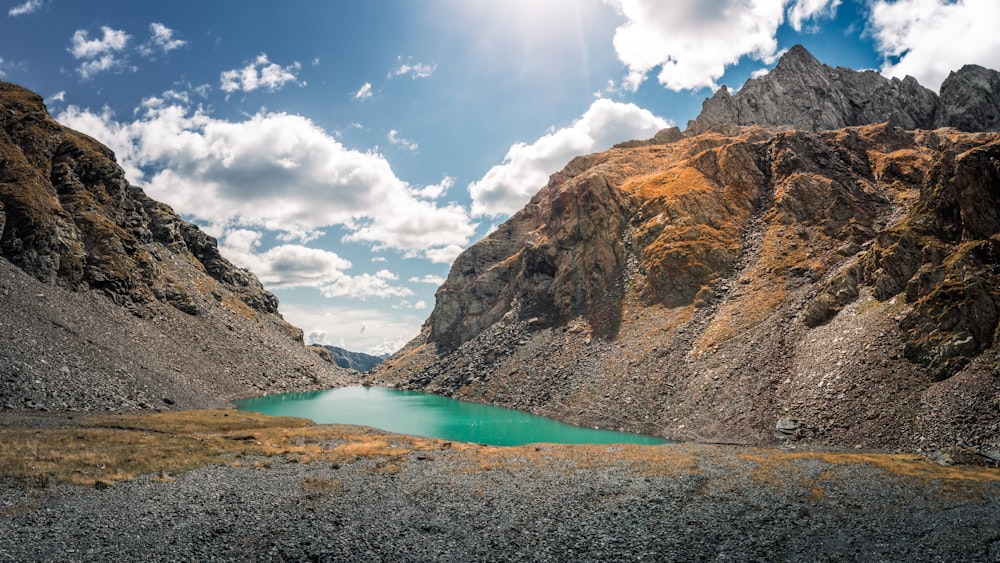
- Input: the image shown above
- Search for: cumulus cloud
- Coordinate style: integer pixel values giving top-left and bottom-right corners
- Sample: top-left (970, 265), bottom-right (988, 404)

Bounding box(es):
top-left (423, 244), bottom-right (465, 265)
top-left (608, 0), bottom-right (840, 91)
top-left (869, 0), bottom-right (1000, 92)
top-left (56, 98), bottom-right (476, 260)
top-left (409, 274), bottom-right (446, 285)
top-left (220, 53), bottom-right (302, 94)
top-left (319, 269), bottom-right (414, 299)
top-left (139, 22), bottom-right (186, 57)
top-left (389, 57), bottom-right (437, 79)
top-left (788, 0), bottom-right (840, 31)
top-left (68, 26), bottom-right (133, 79)
top-left (413, 176), bottom-right (453, 200)
top-left (387, 129), bottom-right (419, 152)
top-left (468, 98), bottom-right (668, 217)
top-left (8, 0), bottom-right (43, 16)
top-left (220, 229), bottom-right (421, 301)
top-left (220, 230), bottom-right (352, 289)
top-left (354, 82), bottom-right (373, 100)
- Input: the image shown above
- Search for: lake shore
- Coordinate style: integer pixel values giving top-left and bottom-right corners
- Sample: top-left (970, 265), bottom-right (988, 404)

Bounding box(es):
top-left (1, 409), bottom-right (999, 561)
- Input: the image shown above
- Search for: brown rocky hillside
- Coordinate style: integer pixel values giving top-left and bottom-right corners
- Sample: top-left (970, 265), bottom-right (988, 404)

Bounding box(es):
top-left (0, 82), bottom-right (351, 411)
top-left (375, 119), bottom-right (1000, 453)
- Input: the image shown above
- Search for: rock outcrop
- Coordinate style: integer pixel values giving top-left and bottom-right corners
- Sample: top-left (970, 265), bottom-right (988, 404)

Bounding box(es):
top-left (0, 81), bottom-right (351, 411)
top-left (688, 45), bottom-right (1000, 134)
top-left (376, 65), bottom-right (1000, 452)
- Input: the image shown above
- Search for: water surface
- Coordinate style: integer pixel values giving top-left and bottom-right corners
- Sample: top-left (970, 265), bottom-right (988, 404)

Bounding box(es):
top-left (235, 386), bottom-right (667, 446)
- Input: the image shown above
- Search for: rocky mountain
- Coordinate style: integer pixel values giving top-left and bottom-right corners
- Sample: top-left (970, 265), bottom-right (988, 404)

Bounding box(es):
top-left (311, 345), bottom-right (388, 372)
top-left (0, 81), bottom-right (351, 411)
top-left (374, 49), bottom-right (1000, 454)
top-left (688, 45), bottom-right (1000, 134)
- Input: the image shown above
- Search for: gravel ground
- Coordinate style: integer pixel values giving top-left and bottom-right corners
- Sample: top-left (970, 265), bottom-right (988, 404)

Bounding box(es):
top-left (1, 438), bottom-right (998, 562)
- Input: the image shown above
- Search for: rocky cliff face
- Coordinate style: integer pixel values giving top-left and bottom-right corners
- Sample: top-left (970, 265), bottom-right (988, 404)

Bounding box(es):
top-left (0, 82), bottom-right (351, 411)
top-left (375, 51), bottom-right (1000, 453)
top-left (688, 45), bottom-right (1000, 134)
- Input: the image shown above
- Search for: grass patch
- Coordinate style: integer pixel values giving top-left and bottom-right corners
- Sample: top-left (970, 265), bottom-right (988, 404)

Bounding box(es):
top-left (0, 409), bottom-right (444, 489)
top-left (738, 450), bottom-right (1000, 485)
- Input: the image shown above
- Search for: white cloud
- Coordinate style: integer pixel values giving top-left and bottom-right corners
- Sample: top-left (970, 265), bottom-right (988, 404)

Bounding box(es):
top-left (389, 57), bottom-right (437, 79)
top-left (68, 26), bottom-right (133, 79)
top-left (387, 129), bottom-right (419, 152)
top-left (413, 176), bottom-right (453, 200)
top-left (139, 23), bottom-right (186, 57)
top-left (220, 230), bottom-right (353, 289)
top-left (468, 98), bottom-right (668, 217)
top-left (8, 0), bottom-right (43, 16)
top-left (392, 299), bottom-right (427, 310)
top-left (291, 304), bottom-right (420, 355)
top-left (869, 0), bottom-right (1000, 91)
top-left (220, 53), bottom-right (302, 94)
top-left (220, 229), bottom-right (422, 302)
top-left (69, 26), bottom-right (129, 59)
top-left (423, 244), bottom-right (465, 265)
top-left (409, 274), bottom-right (446, 285)
top-left (788, 0), bottom-right (840, 31)
top-left (608, 0), bottom-right (839, 91)
top-left (342, 199), bottom-right (474, 255)
top-left (0, 57), bottom-right (6, 79)
top-left (56, 99), bottom-right (476, 260)
top-left (354, 82), bottom-right (373, 100)
top-left (319, 269), bottom-right (414, 299)
top-left (45, 91), bottom-right (65, 104)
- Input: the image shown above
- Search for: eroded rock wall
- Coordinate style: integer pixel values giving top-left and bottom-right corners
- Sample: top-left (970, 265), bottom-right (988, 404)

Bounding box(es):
top-left (376, 124), bottom-right (1000, 453)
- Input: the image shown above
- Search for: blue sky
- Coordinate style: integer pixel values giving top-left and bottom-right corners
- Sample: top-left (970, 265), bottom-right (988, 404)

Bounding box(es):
top-left (1, 0), bottom-right (998, 355)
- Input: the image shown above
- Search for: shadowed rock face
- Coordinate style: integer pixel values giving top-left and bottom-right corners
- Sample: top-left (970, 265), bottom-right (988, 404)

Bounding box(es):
top-left (377, 122), bottom-right (1000, 452)
top-left (0, 82), bottom-right (279, 320)
top-left (0, 81), bottom-right (351, 411)
top-left (688, 45), bottom-right (1000, 135)
top-left (938, 64), bottom-right (1000, 132)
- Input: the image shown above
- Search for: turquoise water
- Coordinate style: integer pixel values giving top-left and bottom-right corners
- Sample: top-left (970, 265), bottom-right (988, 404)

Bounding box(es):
top-left (235, 386), bottom-right (667, 446)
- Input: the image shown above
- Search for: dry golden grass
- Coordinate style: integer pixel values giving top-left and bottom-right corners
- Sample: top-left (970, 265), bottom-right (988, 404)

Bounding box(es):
top-left (738, 449), bottom-right (1000, 484)
top-left (0, 409), bottom-right (444, 488)
top-left (457, 442), bottom-right (699, 476)
top-left (3, 409), bottom-right (997, 496)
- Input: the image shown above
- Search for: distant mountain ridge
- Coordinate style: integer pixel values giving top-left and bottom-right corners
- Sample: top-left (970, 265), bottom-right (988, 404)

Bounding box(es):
top-left (374, 47), bottom-right (1000, 455)
top-left (688, 44), bottom-right (1000, 134)
top-left (312, 345), bottom-right (388, 372)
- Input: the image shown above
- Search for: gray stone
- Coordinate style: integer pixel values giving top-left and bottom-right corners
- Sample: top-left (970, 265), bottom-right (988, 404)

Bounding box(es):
top-left (688, 45), bottom-right (1000, 135)
top-left (776, 418), bottom-right (802, 434)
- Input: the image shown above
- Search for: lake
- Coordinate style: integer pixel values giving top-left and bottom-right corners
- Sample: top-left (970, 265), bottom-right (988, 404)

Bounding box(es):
top-left (235, 386), bottom-right (668, 446)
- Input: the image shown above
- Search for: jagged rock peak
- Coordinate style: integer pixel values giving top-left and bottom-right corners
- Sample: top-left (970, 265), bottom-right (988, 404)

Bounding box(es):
top-left (938, 64), bottom-right (1000, 132)
top-left (687, 45), bottom-right (999, 134)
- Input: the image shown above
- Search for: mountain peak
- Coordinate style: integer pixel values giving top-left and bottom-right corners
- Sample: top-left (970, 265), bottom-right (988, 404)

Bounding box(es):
top-left (773, 44), bottom-right (823, 72)
top-left (687, 46), bottom-right (999, 134)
